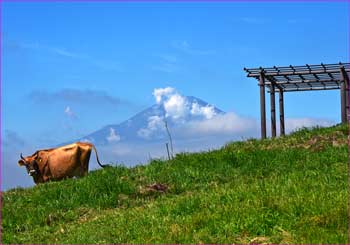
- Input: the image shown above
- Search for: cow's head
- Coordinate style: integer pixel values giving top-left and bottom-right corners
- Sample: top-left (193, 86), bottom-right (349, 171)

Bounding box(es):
top-left (18, 153), bottom-right (41, 176)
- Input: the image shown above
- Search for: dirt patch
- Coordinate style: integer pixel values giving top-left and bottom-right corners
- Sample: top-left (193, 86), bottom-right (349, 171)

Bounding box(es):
top-left (146, 183), bottom-right (168, 193)
top-left (139, 183), bottom-right (169, 195)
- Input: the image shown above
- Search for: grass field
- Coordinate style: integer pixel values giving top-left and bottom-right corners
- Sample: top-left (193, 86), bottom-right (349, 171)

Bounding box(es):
top-left (2, 124), bottom-right (349, 244)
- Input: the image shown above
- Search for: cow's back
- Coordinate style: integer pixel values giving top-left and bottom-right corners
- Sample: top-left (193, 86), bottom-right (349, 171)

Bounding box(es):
top-left (45, 143), bottom-right (92, 179)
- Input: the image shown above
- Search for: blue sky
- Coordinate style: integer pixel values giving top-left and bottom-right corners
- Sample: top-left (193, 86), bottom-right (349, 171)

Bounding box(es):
top-left (1, 1), bottom-right (349, 189)
top-left (2, 2), bottom-right (349, 141)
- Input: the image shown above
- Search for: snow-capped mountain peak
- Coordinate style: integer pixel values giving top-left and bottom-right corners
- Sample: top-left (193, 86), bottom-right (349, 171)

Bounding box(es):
top-left (77, 95), bottom-right (224, 145)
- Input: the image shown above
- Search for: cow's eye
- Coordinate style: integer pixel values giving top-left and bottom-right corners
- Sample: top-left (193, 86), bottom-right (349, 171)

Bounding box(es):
top-left (38, 158), bottom-right (42, 162)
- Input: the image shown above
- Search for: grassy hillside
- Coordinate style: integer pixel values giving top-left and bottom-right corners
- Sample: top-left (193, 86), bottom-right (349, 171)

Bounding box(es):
top-left (2, 124), bottom-right (348, 244)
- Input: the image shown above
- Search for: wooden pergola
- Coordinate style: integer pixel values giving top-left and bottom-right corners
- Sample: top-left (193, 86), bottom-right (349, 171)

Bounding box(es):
top-left (244, 62), bottom-right (350, 139)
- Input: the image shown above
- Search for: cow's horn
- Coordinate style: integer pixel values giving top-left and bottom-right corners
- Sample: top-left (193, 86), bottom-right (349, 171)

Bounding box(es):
top-left (20, 153), bottom-right (25, 161)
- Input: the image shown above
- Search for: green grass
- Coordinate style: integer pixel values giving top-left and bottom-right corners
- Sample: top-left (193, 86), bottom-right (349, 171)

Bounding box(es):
top-left (2, 124), bottom-right (348, 244)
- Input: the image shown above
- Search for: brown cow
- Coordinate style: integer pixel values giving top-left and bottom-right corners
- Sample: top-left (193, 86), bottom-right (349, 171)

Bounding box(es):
top-left (18, 142), bottom-right (106, 184)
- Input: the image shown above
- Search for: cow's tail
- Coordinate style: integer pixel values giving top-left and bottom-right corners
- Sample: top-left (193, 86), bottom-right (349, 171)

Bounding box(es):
top-left (91, 144), bottom-right (108, 168)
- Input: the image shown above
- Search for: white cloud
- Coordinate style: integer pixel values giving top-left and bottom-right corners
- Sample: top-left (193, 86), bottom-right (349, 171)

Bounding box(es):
top-left (153, 87), bottom-right (176, 104)
top-left (181, 112), bottom-right (257, 137)
top-left (140, 86), bottom-right (258, 140)
top-left (140, 87), bottom-right (224, 139)
top-left (106, 128), bottom-right (121, 142)
top-left (52, 48), bottom-right (80, 58)
top-left (152, 87), bottom-right (219, 121)
top-left (153, 87), bottom-right (188, 119)
top-left (191, 102), bottom-right (216, 119)
top-left (64, 106), bottom-right (76, 118)
top-left (30, 89), bottom-right (125, 106)
top-left (148, 116), bottom-right (165, 130)
top-left (143, 87), bottom-right (336, 144)
top-left (137, 115), bottom-right (165, 139)
top-left (18, 41), bottom-right (122, 72)
top-left (285, 118), bottom-right (334, 133)
top-left (163, 93), bottom-right (189, 119)
top-left (172, 40), bottom-right (215, 55)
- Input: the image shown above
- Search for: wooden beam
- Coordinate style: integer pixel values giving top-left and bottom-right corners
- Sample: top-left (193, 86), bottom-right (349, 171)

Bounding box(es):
top-left (270, 84), bottom-right (276, 138)
top-left (268, 86), bottom-right (340, 93)
top-left (341, 82), bottom-right (346, 123)
top-left (262, 78), bottom-right (340, 86)
top-left (247, 68), bottom-right (350, 77)
top-left (340, 66), bottom-right (350, 122)
top-left (279, 89), bottom-right (285, 136)
top-left (264, 75), bottom-right (284, 90)
top-left (259, 72), bottom-right (267, 139)
top-left (340, 66), bottom-right (348, 123)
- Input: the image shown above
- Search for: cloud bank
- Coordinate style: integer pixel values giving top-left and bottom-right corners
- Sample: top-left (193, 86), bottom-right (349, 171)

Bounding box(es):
top-left (172, 40), bottom-right (216, 55)
top-left (64, 106), bottom-right (76, 119)
top-left (182, 112), bottom-right (257, 136)
top-left (11, 41), bottom-right (123, 72)
top-left (152, 87), bottom-right (217, 120)
top-left (139, 87), bottom-right (257, 140)
top-left (2, 130), bottom-right (26, 148)
top-left (140, 87), bottom-right (336, 142)
top-left (106, 128), bottom-right (121, 143)
top-left (29, 88), bottom-right (126, 106)
top-left (284, 118), bottom-right (334, 133)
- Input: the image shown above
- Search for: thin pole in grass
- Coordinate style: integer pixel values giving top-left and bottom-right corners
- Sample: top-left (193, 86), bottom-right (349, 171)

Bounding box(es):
top-left (164, 119), bottom-right (174, 159)
top-left (165, 143), bottom-right (171, 161)
top-left (148, 153), bottom-right (153, 163)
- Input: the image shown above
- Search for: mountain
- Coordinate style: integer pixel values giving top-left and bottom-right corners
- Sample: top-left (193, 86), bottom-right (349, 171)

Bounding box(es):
top-left (75, 96), bottom-right (225, 146)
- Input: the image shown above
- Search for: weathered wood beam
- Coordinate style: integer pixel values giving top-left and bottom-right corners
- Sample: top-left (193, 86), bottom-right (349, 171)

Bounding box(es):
top-left (268, 86), bottom-right (340, 93)
top-left (341, 81), bottom-right (346, 123)
top-left (346, 78), bottom-right (349, 123)
top-left (264, 75), bottom-right (284, 91)
top-left (259, 72), bottom-right (267, 139)
top-left (279, 89), bottom-right (285, 136)
top-left (262, 78), bottom-right (340, 86)
top-left (247, 68), bottom-right (349, 77)
top-left (270, 84), bottom-right (276, 138)
top-left (340, 66), bottom-right (349, 123)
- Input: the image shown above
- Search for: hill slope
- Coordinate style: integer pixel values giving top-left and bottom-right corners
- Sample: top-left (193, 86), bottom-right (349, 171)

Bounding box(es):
top-left (2, 124), bottom-right (348, 244)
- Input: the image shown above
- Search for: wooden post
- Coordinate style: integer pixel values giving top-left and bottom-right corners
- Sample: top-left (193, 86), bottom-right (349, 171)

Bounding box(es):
top-left (259, 71), bottom-right (266, 139)
top-left (341, 82), bottom-right (346, 123)
top-left (340, 66), bottom-right (348, 123)
top-left (279, 88), bottom-right (285, 136)
top-left (343, 69), bottom-right (350, 122)
top-left (346, 78), bottom-right (349, 122)
top-left (346, 66), bottom-right (350, 243)
top-left (270, 84), bottom-right (276, 138)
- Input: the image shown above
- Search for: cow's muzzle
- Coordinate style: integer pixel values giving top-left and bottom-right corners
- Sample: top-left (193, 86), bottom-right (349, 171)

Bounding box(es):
top-left (28, 169), bottom-right (37, 176)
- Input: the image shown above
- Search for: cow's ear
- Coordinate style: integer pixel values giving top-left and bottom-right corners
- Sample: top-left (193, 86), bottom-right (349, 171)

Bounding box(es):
top-left (18, 160), bottom-right (25, 166)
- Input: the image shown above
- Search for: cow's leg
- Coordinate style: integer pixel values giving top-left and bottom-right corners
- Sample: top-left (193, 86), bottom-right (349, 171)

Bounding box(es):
top-left (77, 147), bottom-right (91, 177)
top-left (40, 164), bottom-right (53, 183)
top-left (83, 149), bottom-right (91, 176)
top-left (42, 175), bottom-right (51, 183)
top-left (75, 146), bottom-right (84, 178)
